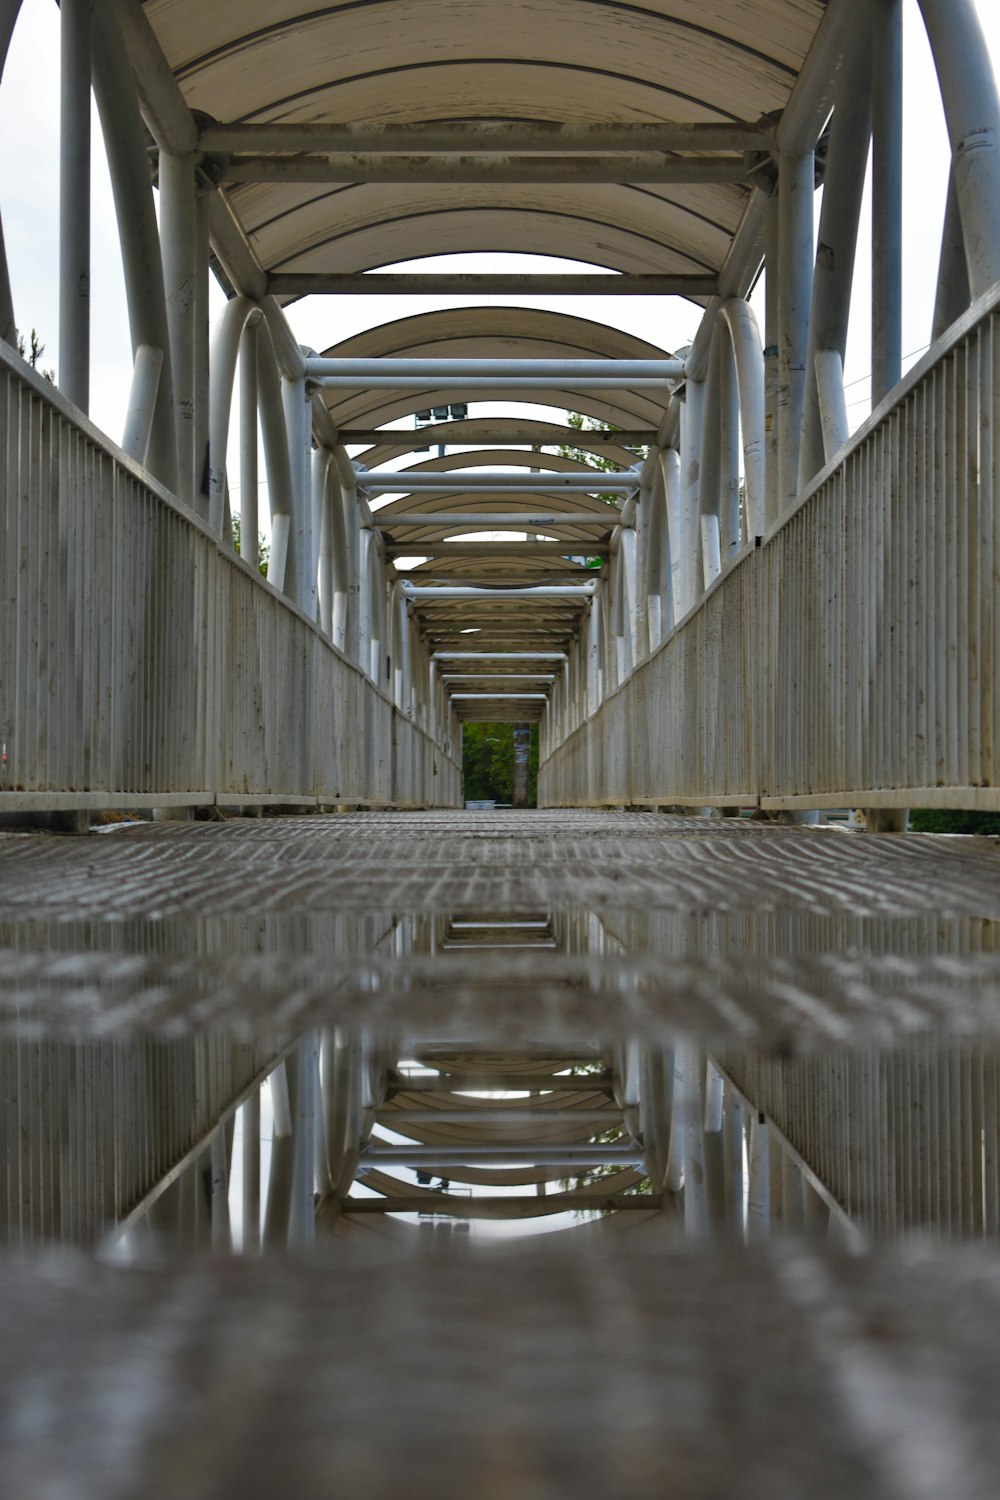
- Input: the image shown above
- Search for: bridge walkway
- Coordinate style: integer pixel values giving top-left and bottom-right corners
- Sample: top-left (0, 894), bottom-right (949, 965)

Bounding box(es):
top-left (3, 810), bottom-right (1000, 1495)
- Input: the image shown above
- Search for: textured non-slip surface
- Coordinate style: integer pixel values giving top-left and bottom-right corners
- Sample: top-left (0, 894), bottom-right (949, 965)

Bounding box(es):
top-left (3, 811), bottom-right (1000, 921)
top-left (3, 1238), bottom-right (999, 1500)
top-left (2, 812), bottom-right (1000, 1047)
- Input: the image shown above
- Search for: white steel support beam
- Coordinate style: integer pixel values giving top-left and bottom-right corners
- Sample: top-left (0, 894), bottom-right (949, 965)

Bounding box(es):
top-left (375, 513), bottom-right (622, 527)
top-left (777, 149), bottom-right (815, 515)
top-left (872, 0), bottom-right (903, 404)
top-left (403, 585), bottom-right (595, 599)
top-left (311, 358), bottom-right (682, 380)
top-left (193, 186), bottom-right (210, 511)
top-left (342, 424), bottom-right (656, 449)
top-left (657, 448), bottom-right (680, 632)
top-left (282, 369), bottom-right (316, 616)
top-left (223, 154), bottom-right (748, 185)
top-left (798, 29), bottom-right (872, 487)
top-left (719, 299), bottom-right (766, 539)
top-left (684, 0), bottom-right (854, 389)
top-left (208, 296), bottom-right (257, 534)
top-left (814, 349), bottom-right (850, 462)
top-left (91, 1), bottom-right (178, 490)
top-left (386, 543), bottom-right (609, 558)
top-left (0, 204), bottom-right (14, 346)
top-left (932, 169), bottom-right (972, 340)
top-left (918, 0), bottom-right (1000, 298)
top-left (0, 154), bottom-right (55, 488)
top-left (239, 316), bottom-right (259, 569)
top-left (271, 273), bottom-right (716, 299)
top-left (314, 448), bottom-right (333, 636)
top-left (677, 379), bottom-right (704, 616)
top-left (698, 328), bottom-right (725, 588)
top-left (360, 1146), bottom-right (642, 1167)
top-left (159, 150), bottom-right (198, 506)
top-left (718, 331), bottom-right (742, 559)
top-left (200, 119), bottom-right (773, 155)
top-left (433, 652), bottom-right (567, 660)
top-left (360, 470), bottom-right (637, 492)
top-left (763, 194), bottom-right (781, 530)
top-left (59, 0), bottom-right (91, 412)
top-left (121, 343), bottom-right (163, 465)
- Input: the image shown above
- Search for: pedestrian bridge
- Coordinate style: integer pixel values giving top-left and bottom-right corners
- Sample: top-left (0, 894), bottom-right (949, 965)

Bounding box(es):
top-left (4, 0), bottom-right (1000, 1494)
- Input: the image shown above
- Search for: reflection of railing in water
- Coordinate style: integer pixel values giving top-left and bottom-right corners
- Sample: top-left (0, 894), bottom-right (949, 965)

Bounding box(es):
top-left (5, 899), bottom-right (1000, 1251)
top-left (0, 1032), bottom-right (282, 1249)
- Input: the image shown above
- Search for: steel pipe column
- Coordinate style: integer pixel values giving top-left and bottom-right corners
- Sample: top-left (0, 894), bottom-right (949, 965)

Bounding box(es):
top-left (777, 150), bottom-right (815, 514)
top-left (59, 0), bottom-right (91, 411)
top-left (798, 29), bottom-right (872, 486)
top-left (918, 0), bottom-right (1000, 298)
top-left (872, 0), bottom-right (903, 403)
top-left (159, 150), bottom-right (198, 506)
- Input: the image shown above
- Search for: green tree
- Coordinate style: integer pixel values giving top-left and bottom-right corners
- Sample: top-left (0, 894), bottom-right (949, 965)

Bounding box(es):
top-left (909, 809), bottom-right (1000, 835)
top-left (15, 328), bottom-right (54, 382)
top-left (230, 513), bottom-right (270, 577)
top-left (462, 723), bottom-right (538, 805)
top-left (557, 413), bottom-right (649, 565)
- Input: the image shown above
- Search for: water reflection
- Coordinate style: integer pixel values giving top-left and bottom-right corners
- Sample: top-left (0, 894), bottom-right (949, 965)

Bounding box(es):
top-left (2, 903), bottom-right (1000, 1255)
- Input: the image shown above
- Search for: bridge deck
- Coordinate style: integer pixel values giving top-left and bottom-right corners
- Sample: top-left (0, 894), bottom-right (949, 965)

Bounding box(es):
top-left (3, 810), bottom-right (1000, 1496)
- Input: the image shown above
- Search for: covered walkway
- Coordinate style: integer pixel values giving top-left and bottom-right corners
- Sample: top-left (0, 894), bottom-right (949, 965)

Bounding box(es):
top-left (5, 0), bottom-right (1000, 1491)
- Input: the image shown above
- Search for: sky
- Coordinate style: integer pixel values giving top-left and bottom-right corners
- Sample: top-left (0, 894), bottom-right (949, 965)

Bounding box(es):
top-left (1, 0), bottom-right (1000, 464)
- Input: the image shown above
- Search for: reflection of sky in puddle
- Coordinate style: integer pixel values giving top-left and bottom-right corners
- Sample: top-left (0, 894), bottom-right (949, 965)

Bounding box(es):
top-left (3, 900), bottom-right (1000, 1258)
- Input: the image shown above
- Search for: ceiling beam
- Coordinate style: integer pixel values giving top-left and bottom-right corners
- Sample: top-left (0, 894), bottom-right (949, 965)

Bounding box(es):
top-left (199, 119), bottom-right (774, 155)
top-left (272, 273), bottom-right (717, 299)
top-left (376, 512), bottom-right (620, 528)
top-left (342, 423), bottom-right (656, 447)
top-left (388, 542), bottom-right (608, 558)
top-left (359, 466), bottom-right (639, 491)
top-left (219, 153), bottom-right (748, 186)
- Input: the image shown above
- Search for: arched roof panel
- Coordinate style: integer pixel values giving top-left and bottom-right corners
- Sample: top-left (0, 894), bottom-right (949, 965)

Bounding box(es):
top-left (142, 0), bottom-right (827, 278)
top-left (237, 183), bottom-right (741, 280)
top-left (317, 306), bottom-right (678, 430)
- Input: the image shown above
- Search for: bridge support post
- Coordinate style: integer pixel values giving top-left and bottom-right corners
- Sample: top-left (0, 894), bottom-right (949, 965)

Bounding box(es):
top-left (872, 0), bottom-right (903, 403)
top-left (777, 149), bottom-right (814, 515)
top-left (918, 0), bottom-right (1000, 297)
top-left (763, 194), bottom-right (781, 529)
top-left (799, 30), bottom-right (872, 486)
top-left (282, 372), bottom-right (317, 618)
top-left (932, 170), bottom-right (972, 340)
top-left (678, 377), bottom-right (704, 613)
top-left (239, 317), bottom-right (259, 565)
top-left (698, 330), bottom-right (725, 589)
top-left (863, 808), bottom-right (909, 833)
top-left (59, 0), bottom-right (91, 412)
top-left (159, 150), bottom-right (199, 507)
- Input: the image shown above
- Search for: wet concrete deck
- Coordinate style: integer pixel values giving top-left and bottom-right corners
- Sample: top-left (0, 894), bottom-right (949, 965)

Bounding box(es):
top-left (3, 811), bottom-right (1000, 1497)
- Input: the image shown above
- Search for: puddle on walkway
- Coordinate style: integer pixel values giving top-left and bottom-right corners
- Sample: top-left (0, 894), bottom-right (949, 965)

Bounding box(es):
top-left (3, 900), bottom-right (1000, 1255)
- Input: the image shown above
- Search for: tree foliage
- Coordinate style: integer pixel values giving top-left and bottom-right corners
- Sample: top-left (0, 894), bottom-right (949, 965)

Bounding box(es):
top-left (462, 722), bottom-right (538, 805)
top-left (557, 412), bottom-right (649, 505)
top-left (231, 514), bottom-right (270, 577)
top-left (15, 328), bottom-right (54, 383)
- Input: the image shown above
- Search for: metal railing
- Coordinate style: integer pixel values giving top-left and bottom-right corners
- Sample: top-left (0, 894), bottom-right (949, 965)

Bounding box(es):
top-left (0, 344), bottom-right (460, 811)
top-left (541, 283), bottom-right (1000, 812)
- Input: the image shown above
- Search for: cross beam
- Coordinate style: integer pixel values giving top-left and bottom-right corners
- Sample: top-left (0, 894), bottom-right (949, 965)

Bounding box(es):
top-left (220, 154), bottom-right (748, 185)
top-left (272, 275), bottom-right (716, 300)
top-left (359, 469), bottom-right (638, 491)
top-left (310, 358), bottom-right (682, 383)
top-left (374, 513), bottom-right (623, 527)
top-left (198, 119), bottom-right (774, 155)
top-left (341, 1194), bottom-right (658, 1217)
top-left (387, 542), bottom-right (609, 558)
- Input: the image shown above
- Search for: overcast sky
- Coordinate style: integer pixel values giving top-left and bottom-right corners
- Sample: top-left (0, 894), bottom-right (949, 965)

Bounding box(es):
top-left (2, 0), bottom-right (999, 454)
